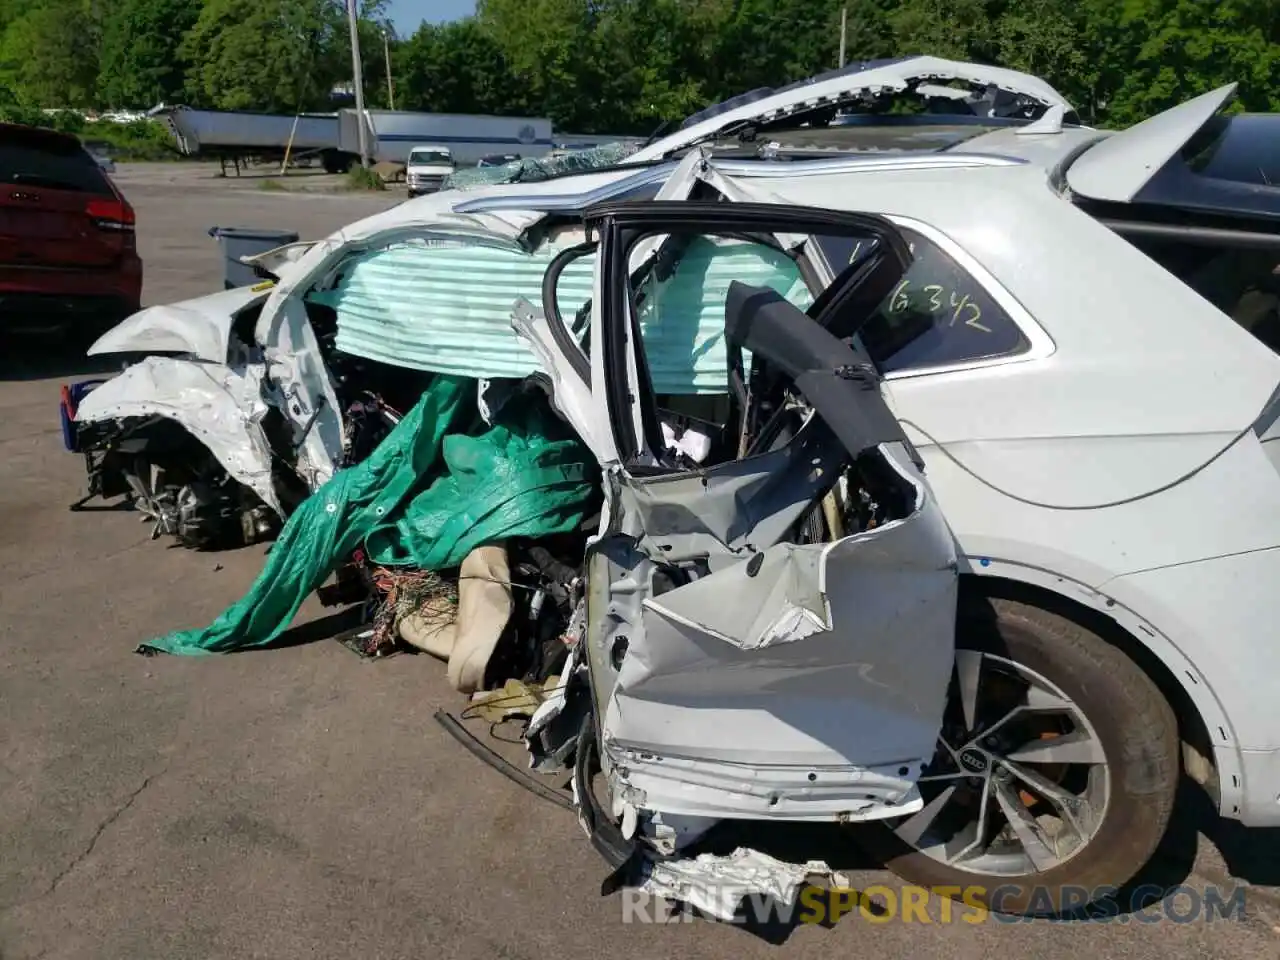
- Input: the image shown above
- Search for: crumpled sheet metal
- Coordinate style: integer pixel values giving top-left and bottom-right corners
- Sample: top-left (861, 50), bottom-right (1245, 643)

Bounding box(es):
top-left (140, 375), bottom-right (476, 656)
top-left (639, 847), bottom-right (845, 923)
top-left (310, 235), bottom-right (811, 395)
top-left (511, 299), bottom-right (616, 465)
top-left (441, 141), bottom-right (639, 191)
top-left (628, 55), bottom-right (1075, 163)
top-left (73, 355), bottom-right (280, 513)
top-left (642, 542), bottom-right (827, 650)
top-left (88, 286), bottom-right (269, 363)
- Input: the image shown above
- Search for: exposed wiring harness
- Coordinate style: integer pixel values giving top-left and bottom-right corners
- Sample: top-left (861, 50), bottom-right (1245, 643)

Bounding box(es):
top-left (433, 709), bottom-right (574, 811)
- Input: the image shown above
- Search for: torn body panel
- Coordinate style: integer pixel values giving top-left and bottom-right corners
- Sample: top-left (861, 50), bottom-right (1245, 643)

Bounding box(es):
top-left (73, 355), bottom-right (280, 513)
top-left (629, 55), bottom-right (1076, 164)
top-left (639, 847), bottom-right (846, 923)
top-left (576, 251), bottom-right (958, 840)
top-left (240, 240), bottom-right (321, 281)
top-left (88, 286), bottom-right (269, 363)
top-left (586, 439), bottom-right (956, 824)
top-left (511, 298), bottom-right (617, 466)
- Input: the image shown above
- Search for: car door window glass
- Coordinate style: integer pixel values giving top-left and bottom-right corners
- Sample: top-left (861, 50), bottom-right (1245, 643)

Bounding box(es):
top-left (814, 230), bottom-right (1030, 373)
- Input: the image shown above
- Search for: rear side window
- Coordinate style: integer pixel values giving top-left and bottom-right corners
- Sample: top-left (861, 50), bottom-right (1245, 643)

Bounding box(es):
top-left (1128, 237), bottom-right (1280, 351)
top-left (1183, 114), bottom-right (1280, 189)
top-left (814, 229), bottom-right (1030, 373)
top-left (0, 141), bottom-right (113, 196)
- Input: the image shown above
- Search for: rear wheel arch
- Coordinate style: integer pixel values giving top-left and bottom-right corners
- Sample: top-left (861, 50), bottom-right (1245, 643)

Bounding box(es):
top-left (958, 568), bottom-right (1226, 800)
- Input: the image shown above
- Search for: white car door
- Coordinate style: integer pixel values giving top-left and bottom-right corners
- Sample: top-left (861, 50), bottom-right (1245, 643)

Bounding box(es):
top-left (569, 200), bottom-right (960, 833)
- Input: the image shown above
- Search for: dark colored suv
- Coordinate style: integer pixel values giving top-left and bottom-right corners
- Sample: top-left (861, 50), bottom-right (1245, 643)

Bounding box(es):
top-left (1, 123), bottom-right (142, 332)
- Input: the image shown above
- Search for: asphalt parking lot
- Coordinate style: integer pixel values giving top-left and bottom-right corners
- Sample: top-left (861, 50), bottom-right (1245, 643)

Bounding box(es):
top-left (1, 162), bottom-right (1278, 959)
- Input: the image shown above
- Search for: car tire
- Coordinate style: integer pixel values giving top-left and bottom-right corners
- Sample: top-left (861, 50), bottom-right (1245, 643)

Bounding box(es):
top-left (859, 591), bottom-right (1179, 916)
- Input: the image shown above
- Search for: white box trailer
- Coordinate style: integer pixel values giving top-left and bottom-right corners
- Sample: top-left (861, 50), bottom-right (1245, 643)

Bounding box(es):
top-left (149, 106), bottom-right (346, 171)
top-left (336, 110), bottom-right (554, 166)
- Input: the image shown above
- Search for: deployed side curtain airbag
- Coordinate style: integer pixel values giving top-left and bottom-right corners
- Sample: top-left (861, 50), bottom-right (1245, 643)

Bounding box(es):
top-left (308, 238), bottom-right (812, 395)
top-left (309, 239), bottom-right (596, 379)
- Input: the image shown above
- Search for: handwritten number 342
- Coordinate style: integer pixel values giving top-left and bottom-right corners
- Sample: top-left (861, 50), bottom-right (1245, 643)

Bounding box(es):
top-left (889, 280), bottom-right (992, 333)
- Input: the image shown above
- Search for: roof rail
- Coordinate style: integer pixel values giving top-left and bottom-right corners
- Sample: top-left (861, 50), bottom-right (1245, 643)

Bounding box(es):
top-left (714, 153), bottom-right (1027, 177)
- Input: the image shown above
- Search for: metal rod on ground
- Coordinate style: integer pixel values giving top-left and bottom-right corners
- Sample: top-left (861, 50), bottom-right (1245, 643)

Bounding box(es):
top-left (280, 113), bottom-right (301, 176)
top-left (839, 5), bottom-right (847, 68)
top-left (383, 27), bottom-right (395, 111)
top-left (346, 0), bottom-right (370, 168)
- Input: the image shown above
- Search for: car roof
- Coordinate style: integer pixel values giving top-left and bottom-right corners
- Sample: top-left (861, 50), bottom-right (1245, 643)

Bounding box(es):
top-left (630, 55), bottom-right (1076, 163)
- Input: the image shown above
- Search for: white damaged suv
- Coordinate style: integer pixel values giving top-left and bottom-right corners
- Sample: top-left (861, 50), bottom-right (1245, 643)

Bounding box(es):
top-left (66, 57), bottom-right (1280, 915)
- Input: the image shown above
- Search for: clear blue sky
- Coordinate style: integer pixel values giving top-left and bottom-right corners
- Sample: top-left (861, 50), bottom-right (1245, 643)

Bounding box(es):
top-left (388, 0), bottom-right (476, 34)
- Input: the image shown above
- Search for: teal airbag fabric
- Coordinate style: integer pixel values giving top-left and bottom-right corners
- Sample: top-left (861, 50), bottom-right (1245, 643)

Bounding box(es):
top-left (309, 236), bottom-right (812, 395)
top-left (634, 237), bottom-right (812, 393)
top-left (311, 239), bottom-right (596, 380)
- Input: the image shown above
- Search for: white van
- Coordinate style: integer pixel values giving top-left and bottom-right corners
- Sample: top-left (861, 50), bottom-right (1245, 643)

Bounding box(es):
top-left (405, 145), bottom-right (455, 197)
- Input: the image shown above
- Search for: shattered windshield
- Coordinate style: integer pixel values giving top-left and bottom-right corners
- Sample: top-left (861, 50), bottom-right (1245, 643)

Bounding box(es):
top-left (441, 141), bottom-right (640, 190)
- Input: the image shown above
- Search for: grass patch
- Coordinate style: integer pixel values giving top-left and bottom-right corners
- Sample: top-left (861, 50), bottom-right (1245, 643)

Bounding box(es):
top-left (0, 106), bottom-right (180, 161)
top-left (257, 178), bottom-right (289, 191)
top-left (345, 165), bottom-right (386, 191)
top-left (81, 119), bottom-right (179, 161)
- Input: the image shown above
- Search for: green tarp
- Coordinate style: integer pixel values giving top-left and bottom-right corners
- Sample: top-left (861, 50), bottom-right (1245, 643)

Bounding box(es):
top-left (140, 376), bottom-right (597, 656)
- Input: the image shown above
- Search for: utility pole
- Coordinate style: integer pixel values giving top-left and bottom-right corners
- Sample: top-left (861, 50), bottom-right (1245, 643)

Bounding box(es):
top-left (346, 0), bottom-right (370, 168)
top-left (383, 27), bottom-right (396, 111)
top-left (838, 5), bottom-right (847, 68)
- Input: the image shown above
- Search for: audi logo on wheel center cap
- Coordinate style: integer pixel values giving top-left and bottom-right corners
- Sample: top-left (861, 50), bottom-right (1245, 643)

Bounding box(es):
top-left (958, 749), bottom-right (989, 774)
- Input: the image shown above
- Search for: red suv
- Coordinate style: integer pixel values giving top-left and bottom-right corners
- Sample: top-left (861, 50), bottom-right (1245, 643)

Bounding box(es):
top-left (1, 123), bottom-right (142, 332)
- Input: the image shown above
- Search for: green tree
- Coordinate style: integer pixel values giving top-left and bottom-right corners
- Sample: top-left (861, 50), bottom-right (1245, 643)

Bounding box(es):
top-left (1103, 0), bottom-right (1280, 126)
top-left (97, 0), bottom-right (201, 108)
top-left (181, 0), bottom-right (387, 113)
top-left (181, 0), bottom-right (340, 111)
top-left (889, 0), bottom-right (997, 63)
top-left (476, 0), bottom-right (599, 128)
top-left (9, 0), bottom-right (1279, 138)
top-left (0, 0), bottom-right (101, 108)
top-left (994, 0), bottom-right (1089, 100)
top-left (397, 18), bottom-right (532, 115)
